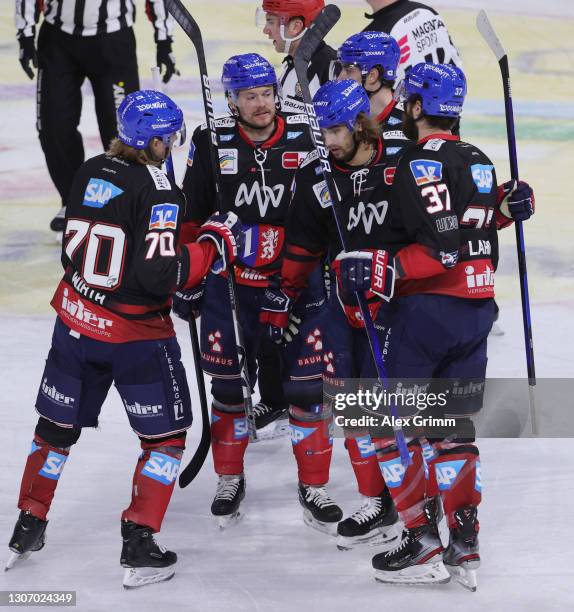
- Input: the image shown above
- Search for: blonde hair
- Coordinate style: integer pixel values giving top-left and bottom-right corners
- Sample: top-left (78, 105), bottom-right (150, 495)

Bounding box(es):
top-left (106, 138), bottom-right (152, 165)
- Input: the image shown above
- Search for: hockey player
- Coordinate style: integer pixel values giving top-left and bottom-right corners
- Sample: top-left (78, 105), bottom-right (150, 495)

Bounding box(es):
top-left (330, 64), bottom-right (534, 588)
top-left (15, 0), bottom-right (180, 236)
top-left (179, 54), bottom-right (341, 532)
top-left (257, 0), bottom-right (336, 113)
top-left (334, 31), bottom-right (411, 159)
top-left (363, 0), bottom-right (462, 81)
top-left (6, 90), bottom-right (242, 588)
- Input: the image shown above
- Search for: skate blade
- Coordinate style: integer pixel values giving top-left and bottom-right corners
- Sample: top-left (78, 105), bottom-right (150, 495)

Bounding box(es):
top-left (122, 565), bottom-right (176, 589)
top-left (302, 510), bottom-right (338, 537)
top-left (489, 322), bottom-right (505, 336)
top-left (5, 550), bottom-right (32, 571)
top-left (446, 561), bottom-right (479, 592)
top-left (336, 524), bottom-right (401, 551)
top-left (215, 511), bottom-right (243, 530)
top-left (254, 420), bottom-right (290, 441)
top-left (374, 560), bottom-right (451, 586)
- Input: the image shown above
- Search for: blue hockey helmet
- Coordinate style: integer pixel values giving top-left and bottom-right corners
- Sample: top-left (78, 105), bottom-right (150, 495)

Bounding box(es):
top-left (222, 53), bottom-right (278, 99)
top-left (117, 90), bottom-right (184, 150)
top-left (313, 79), bottom-right (371, 131)
top-left (403, 63), bottom-right (467, 117)
top-left (337, 31), bottom-right (400, 82)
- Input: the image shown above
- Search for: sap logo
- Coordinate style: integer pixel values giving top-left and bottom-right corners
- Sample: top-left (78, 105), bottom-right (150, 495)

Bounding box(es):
top-left (471, 164), bottom-right (494, 193)
top-left (379, 453), bottom-right (413, 487)
top-left (386, 146), bottom-right (402, 156)
top-left (356, 435), bottom-right (376, 458)
top-left (347, 200), bottom-right (389, 235)
top-left (290, 424), bottom-right (316, 445)
top-left (142, 451), bottom-right (180, 485)
top-left (387, 115), bottom-right (402, 126)
top-left (219, 134), bottom-right (234, 142)
top-left (312, 181), bottom-right (332, 208)
top-left (211, 413), bottom-right (221, 424)
top-left (421, 440), bottom-right (436, 462)
top-left (409, 159), bottom-right (443, 186)
top-left (436, 459), bottom-right (466, 491)
top-left (235, 181), bottom-right (285, 216)
top-left (39, 451), bottom-right (68, 481)
top-left (149, 203), bottom-right (179, 230)
top-left (234, 417), bottom-right (249, 440)
top-left (475, 461), bottom-right (482, 492)
top-left (219, 148), bottom-right (238, 174)
top-left (287, 131), bottom-right (303, 140)
top-left (83, 178), bottom-right (123, 208)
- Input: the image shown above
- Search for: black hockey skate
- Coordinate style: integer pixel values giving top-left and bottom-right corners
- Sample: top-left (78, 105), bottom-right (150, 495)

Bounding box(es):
top-left (443, 505), bottom-right (480, 592)
top-left (6, 511), bottom-right (48, 571)
top-left (337, 488), bottom-right (400, 551)
top-left (120, 521), bottom-right (176, 589)
top-left (211, 474), bottom-right (246, 529)
top-left (298, 483), bottom-right (342, 536)
top-left (50, 206), bottom-right (66, 237)
top-left (424, 495), bottom-right (445, 542)
top-left (253, 402), bottom-right (289, 440)
top-left (372, 522), bottom-right (450, 585)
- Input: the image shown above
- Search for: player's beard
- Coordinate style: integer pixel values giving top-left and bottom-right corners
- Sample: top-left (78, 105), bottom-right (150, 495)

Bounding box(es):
top-left (236, 108), bottom-right (276, 133)
top-left (402, 111), bottom-right (420, 142)
top-left (334, 135), bottom-right (360, 164)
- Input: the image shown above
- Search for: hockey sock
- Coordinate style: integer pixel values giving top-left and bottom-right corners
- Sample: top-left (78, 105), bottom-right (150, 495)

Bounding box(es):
top-left (211, 404), bottom-right (248, 475)
top-left (421, 437), bottom-right (440, 499)
top-left (377, 438), bottom-right (426, 528)
top-left (290, 408), bottom-right (332, 486)
top-left (17, 435), bottom-right (71, 521)
top-left (121, 436), bottom-right (185, 533)
top-left (431, 443), bottom-right (481, 530)
top-left (346, 435), bottom-right (387, 497)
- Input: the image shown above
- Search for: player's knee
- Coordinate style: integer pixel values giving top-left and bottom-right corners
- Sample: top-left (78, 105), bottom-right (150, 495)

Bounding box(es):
top-left (283, 378), bottom-right (323, 413)
top-left (289, 402), bottom-right (331, 423)
top-left (35, 416), bottom-right (81, 449)
top-left (139, 431), bottom-right (187, 453)
top-left (211, 378), bottom-right (244, 407)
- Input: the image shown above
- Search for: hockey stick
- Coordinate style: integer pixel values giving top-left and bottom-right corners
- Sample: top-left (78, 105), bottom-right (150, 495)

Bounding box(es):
top-left (293, 4), bottom-right (410, 466)
top-left (151, 66), bottom-right (212, 486)
top-left (476, 10), bottom-right (538, 434)
top-left (166, 0), bottom-right (257, 442)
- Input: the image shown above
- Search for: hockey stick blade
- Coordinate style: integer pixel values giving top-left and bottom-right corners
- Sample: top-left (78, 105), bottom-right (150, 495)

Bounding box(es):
top-left (294, 5), bottom-right (340, 71)
top-left (476, 10), bottom-right (506, 62)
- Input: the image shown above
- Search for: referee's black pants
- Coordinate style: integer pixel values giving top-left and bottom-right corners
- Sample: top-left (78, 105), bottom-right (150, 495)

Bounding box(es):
top-left (36, 22), bottom-right (140, 207)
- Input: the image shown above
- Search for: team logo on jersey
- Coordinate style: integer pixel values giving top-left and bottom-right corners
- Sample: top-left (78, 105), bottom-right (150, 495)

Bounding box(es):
top-left (471, 164), bottom-right (494, 193)
top-left (282, 151), bottom-right (307, 169)
top-left (261, 227), bottom-right (279, 260)
top-left (82, 178), bottom-right (124, 208)
top-left (235, 181), bottom-right (285, 216)
top-left (219, 149), bottom-right (238, 174)
top-left (207, 330), bottom-right (223, 353)
top-left (440, 250), bottom-right (459, 268)
top-left (305, 328), bottom-right (323, 352)
top-left (312, 181), bottom-right (332, 208)
top-left (149, 204), bottom-right (179, 230)
top-left (409, 159), bottom-right (443, 186)
top-left (39, 451), bottom-right (68, 481)
top-left (141, 451), bottom-right (180, 486)
top-left (323, 351), bottom-right (335, 375)
top-left (347, 200), bottom-right (389, 235)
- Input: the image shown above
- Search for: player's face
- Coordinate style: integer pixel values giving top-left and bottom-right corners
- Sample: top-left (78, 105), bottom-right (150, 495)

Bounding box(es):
top-left (235, 86), bottom-right (277, 129)
top-left (337, 63), bottom-right (362, 84)
top-left (263, 13), bottom-right (285, 53)
top-left (322, 125), bottom-right (355, 161)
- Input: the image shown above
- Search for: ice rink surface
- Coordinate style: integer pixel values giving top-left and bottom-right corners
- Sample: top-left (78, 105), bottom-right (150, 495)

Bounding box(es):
top-left (1, 1), bottom-right (574, 610)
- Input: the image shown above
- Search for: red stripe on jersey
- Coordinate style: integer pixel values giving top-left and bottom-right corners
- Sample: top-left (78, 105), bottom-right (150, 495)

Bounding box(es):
top-left (238, 116), bottom-right (285, 149)
top-left (283, 245), bottom-right (323, 293)
top-left (417, 134), bottom-right (460, 145)
top-left (375, 99), bottom-right (398, 124)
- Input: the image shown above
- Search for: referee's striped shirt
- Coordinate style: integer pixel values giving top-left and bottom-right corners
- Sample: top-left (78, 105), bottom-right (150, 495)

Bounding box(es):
top-left (15, 0), bottom-right (174, 40)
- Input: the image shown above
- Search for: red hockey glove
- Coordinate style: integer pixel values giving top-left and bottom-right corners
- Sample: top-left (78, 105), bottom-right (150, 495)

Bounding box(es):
top-left (197, 212), bottom-right (243, 274)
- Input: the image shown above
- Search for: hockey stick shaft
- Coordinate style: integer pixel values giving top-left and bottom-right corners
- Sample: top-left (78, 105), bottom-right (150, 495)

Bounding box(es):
top-left (166, 0), bottom-right (257, 441)
top-left (150, 65), bottom-right (212, 486)
top-left (293, 5), bottom-right (410, 465)
top-left (476, 10), bottom-right (537, 433)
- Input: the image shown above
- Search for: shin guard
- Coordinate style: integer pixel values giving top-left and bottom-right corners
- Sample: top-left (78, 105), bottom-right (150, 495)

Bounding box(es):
top-left (431, 443), bottom-right (481, 529)
top-left (376, 439), bottom-right (426, 528)
top-left (346, 435), bottom-right (386, 497)
top-left (211, 405), bottom-right (248, 476)
top-left (290, 411), bottom-right (332, 487)
top-left (121, 436), bottom-right (185, 532)
top-left (18, 435), bottom-right (71, 520)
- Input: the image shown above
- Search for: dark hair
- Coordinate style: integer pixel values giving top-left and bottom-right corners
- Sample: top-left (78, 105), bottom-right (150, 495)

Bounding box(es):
top-left (353, 112), bottom-right (381, 146)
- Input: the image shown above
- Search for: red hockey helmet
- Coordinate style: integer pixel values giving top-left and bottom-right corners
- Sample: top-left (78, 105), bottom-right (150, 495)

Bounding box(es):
top-left (261, 0), bottom-right (324, 27)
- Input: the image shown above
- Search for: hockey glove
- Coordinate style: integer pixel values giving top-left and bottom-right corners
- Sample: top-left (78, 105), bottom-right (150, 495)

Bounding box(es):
top-left (197, 212), bottom-right (243, 274)
top-left (332, 249), bottom-right (395, 302)
top-left (156, 40), bottom-right (180, 83)
top-left (18, 36), bottom-right (37, 80)
top-left (497, 180), bottom-right (535, 227)
top-left (172, 281), bottom-right (205, 321)
top-left (260, 283), bottom-right (296, 344)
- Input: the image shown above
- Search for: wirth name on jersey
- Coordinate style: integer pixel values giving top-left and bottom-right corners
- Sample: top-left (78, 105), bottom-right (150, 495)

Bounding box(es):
top-left (182, 114), bottom-right (314, 286)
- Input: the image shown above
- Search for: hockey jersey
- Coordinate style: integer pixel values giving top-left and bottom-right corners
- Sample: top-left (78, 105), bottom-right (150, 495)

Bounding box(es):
top-left (376, 98), bottom-right (412, 161)
top-left (182, 114), bottom-right (314, 286)
top-left (363, 0), bottom-right (462, 81)
top-left (53, 154), bottom-right (214, 343)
